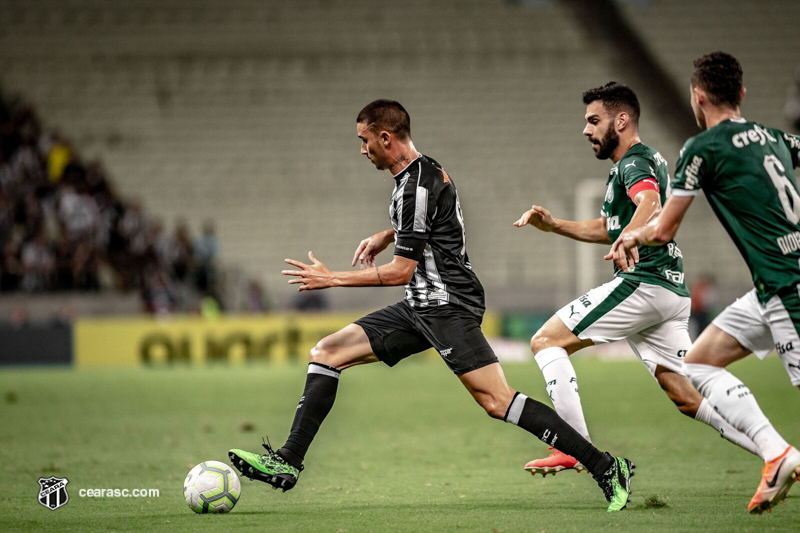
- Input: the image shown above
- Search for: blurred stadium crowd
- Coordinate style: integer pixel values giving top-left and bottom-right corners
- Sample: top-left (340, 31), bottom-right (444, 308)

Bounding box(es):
top-left (0, 92), bottom-right (222, 313)
top-left (0, 0), bottom-right (798, 320)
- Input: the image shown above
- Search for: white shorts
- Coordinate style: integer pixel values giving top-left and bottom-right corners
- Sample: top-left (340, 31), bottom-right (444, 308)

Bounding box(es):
top-left (712, 288), bottom-right (800, 386)
top-left (556, 277), bottom-right (692, 376)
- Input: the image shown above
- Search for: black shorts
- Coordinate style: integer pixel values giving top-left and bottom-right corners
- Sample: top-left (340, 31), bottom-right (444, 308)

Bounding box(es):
top-left (355, 301), bottom-right (498, 375)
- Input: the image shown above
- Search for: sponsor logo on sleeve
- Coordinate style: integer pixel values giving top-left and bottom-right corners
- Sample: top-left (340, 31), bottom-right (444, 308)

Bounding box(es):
top-left (684, 155), bottom-right (703, 189)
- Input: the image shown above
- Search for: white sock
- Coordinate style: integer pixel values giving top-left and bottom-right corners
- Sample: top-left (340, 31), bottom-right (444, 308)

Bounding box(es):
top-left (685, 363), bottom-right (789, 461)
top-left (535, 347), bottom-right (591, 441)
top-left (695, 398), bottom-right (762, 458)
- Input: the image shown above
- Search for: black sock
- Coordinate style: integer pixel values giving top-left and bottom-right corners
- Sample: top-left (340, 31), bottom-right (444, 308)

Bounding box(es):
top-left (504, 392), bottom-right (613, 477)
top-left (277, 362), bottom-right (341, 468)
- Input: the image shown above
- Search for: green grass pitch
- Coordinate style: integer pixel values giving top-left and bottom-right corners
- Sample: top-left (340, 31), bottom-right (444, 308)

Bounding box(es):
top-left (3, 357), bottom-right (799, 532)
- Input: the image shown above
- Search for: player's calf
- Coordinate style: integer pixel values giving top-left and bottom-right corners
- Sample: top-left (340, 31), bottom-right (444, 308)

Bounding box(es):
top-left (654, 369), bottom-right (702, 418)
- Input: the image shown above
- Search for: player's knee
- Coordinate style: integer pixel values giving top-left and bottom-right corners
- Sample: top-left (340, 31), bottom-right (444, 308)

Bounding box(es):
top-left (682, 362), bottom-right (704, 390)
top-left (472, 394), bottom-right (502, 419)
top-left (309, 338), bottom-right (338, 367)
top-left (530, 329), bottom-right (553, 355)
top-left (482, 399), bottom-right (507, 420)
top-left (476, 391), bottom-right (514, 420)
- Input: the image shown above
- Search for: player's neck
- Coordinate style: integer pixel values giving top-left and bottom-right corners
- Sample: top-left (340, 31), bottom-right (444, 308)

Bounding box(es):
top-left (388, 142), bottom-right (421, 176)
top-left (611, 134), bottom-right (642, 164)
top-left (703, 105), bottom-right (742, 130)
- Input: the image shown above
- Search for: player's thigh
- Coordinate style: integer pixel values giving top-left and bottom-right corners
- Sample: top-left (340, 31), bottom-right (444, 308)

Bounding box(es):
top-left (354, 302), bottom-right (432, 370)
top-left (686, 290), bottom-right (767, 367)
top-left (555, 278), bottom-right (660, 347)
top-left (458, 362), bottom-right (516, 418)
top-left (312, 323), bottom-right (379, 370)
top-left (416, 308), bottom-right (499, 375)
top-left (627, 297), bottom-right (692, 378)
top-left (685, 325), bottom-right (752, 367)
top-left (764, 290), bottom-right (800, 386)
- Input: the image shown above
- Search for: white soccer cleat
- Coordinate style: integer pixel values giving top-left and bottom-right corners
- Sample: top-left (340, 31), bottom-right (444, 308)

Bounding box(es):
top-left (748, 446), bottom-right (800, 515)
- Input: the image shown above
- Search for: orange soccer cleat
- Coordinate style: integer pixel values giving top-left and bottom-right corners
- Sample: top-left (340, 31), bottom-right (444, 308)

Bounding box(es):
top-left (524, 448), bottom-right (586, 477)
top-left (748, 446), bottom-right (800, 515)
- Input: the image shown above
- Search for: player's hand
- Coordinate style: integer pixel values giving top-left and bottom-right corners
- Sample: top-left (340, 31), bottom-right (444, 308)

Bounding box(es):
top-left (513, 205), bottom-right (556, 232)
top-left (352, 230), bottom-right (392, 269)
top-left (282, 252), bottom-right (333, 291)
top-left (605, 233), bottom-right (640, 272)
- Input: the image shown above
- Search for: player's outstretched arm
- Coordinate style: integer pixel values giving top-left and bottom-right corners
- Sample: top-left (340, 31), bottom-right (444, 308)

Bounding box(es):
top-left (283, 251), bottom-right (416, 291)
top-left (513, 205), bottom-right (610, 244)
top-left (352, 229), bottom-right (395, 269)
top-left (607, 195), bottom-right (694, 270)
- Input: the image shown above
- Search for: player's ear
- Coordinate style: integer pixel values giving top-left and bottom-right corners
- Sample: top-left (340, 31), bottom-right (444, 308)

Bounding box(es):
top-left (693, 86), bottom-right (704, 106)
top-left (616, 111), bottom-right (629, 132)
top-left (740, 87), bottom-right (746, 103)
top-left (380, 131), bottom-right (391, 146)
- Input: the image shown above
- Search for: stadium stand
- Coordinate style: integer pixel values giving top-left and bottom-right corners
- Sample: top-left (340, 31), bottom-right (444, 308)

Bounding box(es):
top-left (0, 0), bottom-right (796, 312)
top-left (0, 92), bottom-right (221, 314)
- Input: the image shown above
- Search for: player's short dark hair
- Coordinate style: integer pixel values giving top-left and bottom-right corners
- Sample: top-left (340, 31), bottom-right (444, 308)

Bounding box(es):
top-left (582, 82), bottom-right (640, 125)
top-left (691, 51), bottom-right (743, 107)
top-left (356, 99), bottom-right (411, 140)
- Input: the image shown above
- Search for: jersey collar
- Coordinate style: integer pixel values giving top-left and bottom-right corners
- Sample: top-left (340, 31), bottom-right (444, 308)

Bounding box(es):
top-left (392, 155), bottom-right (422, 180)
top-left (614, 142), bottom-right (644, 166)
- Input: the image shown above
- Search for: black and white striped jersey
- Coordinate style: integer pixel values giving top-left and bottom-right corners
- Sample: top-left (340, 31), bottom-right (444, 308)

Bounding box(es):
top-left (390, 154), bottom-right (485, 316)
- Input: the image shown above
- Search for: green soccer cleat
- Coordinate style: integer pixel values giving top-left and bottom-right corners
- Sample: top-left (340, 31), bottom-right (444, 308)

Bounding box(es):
top-left (593, 455), bottom-right (635, 512)
top-left (228, 440), bottom-right (302, 492)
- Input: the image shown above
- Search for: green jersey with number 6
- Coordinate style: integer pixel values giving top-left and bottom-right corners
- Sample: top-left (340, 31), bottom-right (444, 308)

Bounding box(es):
top-left (672, 118), bottom-right (800, 304)
top-left (601, 143), bottom-right (689, 296)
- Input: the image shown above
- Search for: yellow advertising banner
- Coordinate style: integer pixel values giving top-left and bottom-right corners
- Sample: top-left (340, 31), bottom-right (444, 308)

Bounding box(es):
top-left (74, 311), bottom-right (500, 367)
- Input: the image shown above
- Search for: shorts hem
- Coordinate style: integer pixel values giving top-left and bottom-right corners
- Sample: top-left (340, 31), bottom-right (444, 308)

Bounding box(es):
top-left (354, 320), bottom-right (396, 366)
top-left (640, 357), bottom-right (685, 376)
top-left (452, 357), bottom-right (499, 375)
top-left (712, 319), bottom-right (769, 360)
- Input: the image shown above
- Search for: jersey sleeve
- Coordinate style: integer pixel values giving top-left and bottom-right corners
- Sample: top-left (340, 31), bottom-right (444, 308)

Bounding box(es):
top-left (672, 137), bottom-right (712, 196)
top-left (619, 155), bottom-right (659, 197)
top-left (782, 132), bottom-right (800, 169)
top-left (393, 171), bottom-right (436, 262)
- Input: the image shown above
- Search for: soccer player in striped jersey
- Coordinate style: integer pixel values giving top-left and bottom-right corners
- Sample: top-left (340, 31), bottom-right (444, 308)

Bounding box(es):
top-left (516, 83), bottom-right (761, 478)
top-left (229, 99), bottom-right (635, 511)
top-left (611, 52), bottom-right (800, 514)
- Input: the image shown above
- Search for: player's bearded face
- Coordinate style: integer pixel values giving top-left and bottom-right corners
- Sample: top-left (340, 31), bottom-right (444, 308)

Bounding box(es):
top-left (589, 120), bottom-right (619, 160)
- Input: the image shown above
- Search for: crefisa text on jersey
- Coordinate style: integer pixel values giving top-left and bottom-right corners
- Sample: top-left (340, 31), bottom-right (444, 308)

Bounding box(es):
top-left (731, 124), bottom-right (776, 148)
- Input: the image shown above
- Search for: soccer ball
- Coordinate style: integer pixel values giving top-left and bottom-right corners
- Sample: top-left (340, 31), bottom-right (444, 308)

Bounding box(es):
top-left (183, 460), bottom-right (241, 514)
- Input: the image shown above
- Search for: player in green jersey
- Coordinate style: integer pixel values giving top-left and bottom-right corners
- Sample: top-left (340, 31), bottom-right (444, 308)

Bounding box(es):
top-left (611, 52), bottom-right (800, 515)
top-left (515, 82), bottom-right (760, 477)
